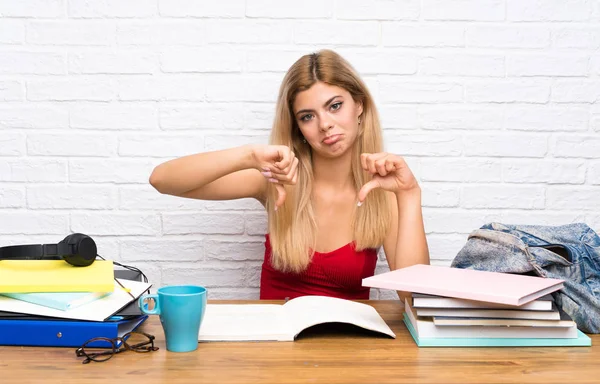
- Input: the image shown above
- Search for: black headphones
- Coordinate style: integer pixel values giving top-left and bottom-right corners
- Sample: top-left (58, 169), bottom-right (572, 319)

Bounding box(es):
top-left (0, 233), bottom-right (97, 267)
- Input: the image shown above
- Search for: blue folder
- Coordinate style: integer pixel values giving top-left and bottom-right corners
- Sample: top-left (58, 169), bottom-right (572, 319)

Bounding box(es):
top-left (0, 315), bottom-right (148, 347)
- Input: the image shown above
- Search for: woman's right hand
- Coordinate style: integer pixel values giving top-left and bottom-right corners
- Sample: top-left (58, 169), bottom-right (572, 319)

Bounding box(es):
top-left (252, 145), bottom-right (299, 210)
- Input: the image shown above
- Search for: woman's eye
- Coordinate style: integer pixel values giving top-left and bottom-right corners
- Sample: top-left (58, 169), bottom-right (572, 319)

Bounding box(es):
top-left (330, 102), bottom-right (342, 111)
top-left (300, 114), bottom-right (313, 122)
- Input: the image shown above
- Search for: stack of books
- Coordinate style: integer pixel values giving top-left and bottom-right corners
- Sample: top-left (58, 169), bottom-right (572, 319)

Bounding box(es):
top-left (0, 260), bottom-right (152, 347)
top-left (403, 293), bottom-right (590, 347)
top-left (363, 264), bottom-right (592, 347)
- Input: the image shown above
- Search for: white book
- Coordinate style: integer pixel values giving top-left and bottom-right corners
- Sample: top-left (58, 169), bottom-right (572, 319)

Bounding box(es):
top-left (405, 299), bottom-right (577, 339)
top-left (198, 296), bottom-right (396, 342)
top-left (412, 293), bottom-right (554, 311)
top-left (432, 316), bottom-right (575, 328)
top-left (416, 306), bottom-right (560, 320)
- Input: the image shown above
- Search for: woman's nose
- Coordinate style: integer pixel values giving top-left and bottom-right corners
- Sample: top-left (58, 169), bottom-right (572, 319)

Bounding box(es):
top-left (319, 117), bottom-right (333, 132)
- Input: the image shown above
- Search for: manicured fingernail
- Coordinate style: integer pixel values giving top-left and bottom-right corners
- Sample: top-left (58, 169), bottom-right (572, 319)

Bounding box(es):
top-left (274, 206), bottom-right (278, 211)
top-left (262, 166), bottom-right (270, 172)
top-left (261, 171), bottom-right (272, 177)
top-left (268, 178), bottom-right (278, 183)
top-left (357, 201), bottom-right (363, 207)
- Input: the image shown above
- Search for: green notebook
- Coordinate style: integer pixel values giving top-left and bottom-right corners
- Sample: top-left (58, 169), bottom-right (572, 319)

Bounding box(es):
top-left (403, 314), bottom-right (592, 347)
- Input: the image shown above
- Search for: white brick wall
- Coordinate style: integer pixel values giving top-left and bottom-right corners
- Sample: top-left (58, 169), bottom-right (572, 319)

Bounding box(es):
top-left (1, 0), bottom-right (599, 300)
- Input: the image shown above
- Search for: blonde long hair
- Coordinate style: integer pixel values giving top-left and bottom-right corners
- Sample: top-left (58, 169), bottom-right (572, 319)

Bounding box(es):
top-left (267, 50), bottom-right (392, 273)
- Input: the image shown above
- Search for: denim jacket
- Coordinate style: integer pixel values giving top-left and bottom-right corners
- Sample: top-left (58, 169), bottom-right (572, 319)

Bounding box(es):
top-left (451, 222), bottom-right (600, 334)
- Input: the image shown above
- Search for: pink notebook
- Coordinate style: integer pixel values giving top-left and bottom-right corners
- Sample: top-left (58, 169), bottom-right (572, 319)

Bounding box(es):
top-left (362, 264), bottom-right (564, 306)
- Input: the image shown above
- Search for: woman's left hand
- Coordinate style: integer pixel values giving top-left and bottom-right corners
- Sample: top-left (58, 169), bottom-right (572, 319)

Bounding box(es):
top-left (358, 153), bottom-right (419, 204)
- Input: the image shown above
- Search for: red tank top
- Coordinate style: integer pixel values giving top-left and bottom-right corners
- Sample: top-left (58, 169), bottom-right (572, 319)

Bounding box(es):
top-left (260, 234), bottom-right (378, 300)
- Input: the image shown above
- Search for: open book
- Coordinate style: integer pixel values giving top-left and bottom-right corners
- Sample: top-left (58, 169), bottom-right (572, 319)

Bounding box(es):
top-left (198, 295), bottom-right (396, 342)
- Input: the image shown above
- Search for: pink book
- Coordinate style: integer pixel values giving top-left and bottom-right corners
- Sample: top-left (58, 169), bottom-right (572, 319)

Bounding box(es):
top-left (362, 264), bottom-right (564, 306)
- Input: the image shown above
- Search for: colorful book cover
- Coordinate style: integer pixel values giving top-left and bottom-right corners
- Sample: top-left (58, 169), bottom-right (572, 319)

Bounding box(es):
top-left (362, 264), bottom-right (564, 306)
top-left (0, 260), bottom-right (114, 293)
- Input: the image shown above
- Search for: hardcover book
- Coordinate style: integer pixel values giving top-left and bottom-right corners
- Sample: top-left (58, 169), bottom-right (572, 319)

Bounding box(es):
top-left (403, 314), bottom-right (591, 348)
top-left (416, 306), bottom-right (560, 321)
top-left (362, 264), bottom-right (564, 306)
top-left (404, 299), bottom-right (577, 339)
top-left (432, 315), bottom-right (574, 328)
top-left (412, 293), bottom-right (554, 311)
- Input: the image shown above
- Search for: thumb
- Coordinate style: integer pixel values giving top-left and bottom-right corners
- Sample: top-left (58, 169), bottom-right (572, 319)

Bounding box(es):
top-left (274, 184), bottom-right (286, 211)
top-left (262, 145), bottom-right (282, 163)
top-left (358, 179), bottom-right (380, 205)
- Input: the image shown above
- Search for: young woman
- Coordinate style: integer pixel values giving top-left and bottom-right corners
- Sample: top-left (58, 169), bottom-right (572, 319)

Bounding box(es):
top-left (150, 50), bottom-right (429, 300)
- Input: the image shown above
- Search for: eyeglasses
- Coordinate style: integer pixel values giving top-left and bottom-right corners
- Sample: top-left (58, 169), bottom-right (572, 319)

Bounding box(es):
top-left (75, 331), bottom-right (159, 364)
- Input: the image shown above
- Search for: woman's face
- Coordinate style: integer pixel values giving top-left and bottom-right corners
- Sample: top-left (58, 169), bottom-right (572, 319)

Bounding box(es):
top-left (292, 82), bottom-right (363, 158)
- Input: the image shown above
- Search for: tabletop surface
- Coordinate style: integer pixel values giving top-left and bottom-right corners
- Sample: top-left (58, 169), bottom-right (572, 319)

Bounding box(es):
top-left (1, 300), bottom-right (598, 384)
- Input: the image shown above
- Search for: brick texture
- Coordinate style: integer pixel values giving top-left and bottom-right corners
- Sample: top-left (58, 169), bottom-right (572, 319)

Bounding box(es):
top-left (0, 0), bottom-right (598, 298)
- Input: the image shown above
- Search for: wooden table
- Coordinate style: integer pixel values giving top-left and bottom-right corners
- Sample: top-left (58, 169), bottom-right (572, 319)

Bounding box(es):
top-left (1, 300), bottom-right (598, 384)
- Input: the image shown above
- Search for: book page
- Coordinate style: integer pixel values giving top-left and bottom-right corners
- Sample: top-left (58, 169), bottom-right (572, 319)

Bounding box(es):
top-left (198, 304), bottom-right (292, 341)
top-left (282, 296), bottom-right (395, 339)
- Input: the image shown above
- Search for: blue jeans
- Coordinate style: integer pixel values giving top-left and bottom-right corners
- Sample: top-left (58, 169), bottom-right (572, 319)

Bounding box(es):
top-left (451, 222), bottom-right (600, 333)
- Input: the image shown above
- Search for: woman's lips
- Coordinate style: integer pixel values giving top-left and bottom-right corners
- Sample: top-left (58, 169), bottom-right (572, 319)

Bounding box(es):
top-left (322, 134), bottom-right (342, 145)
